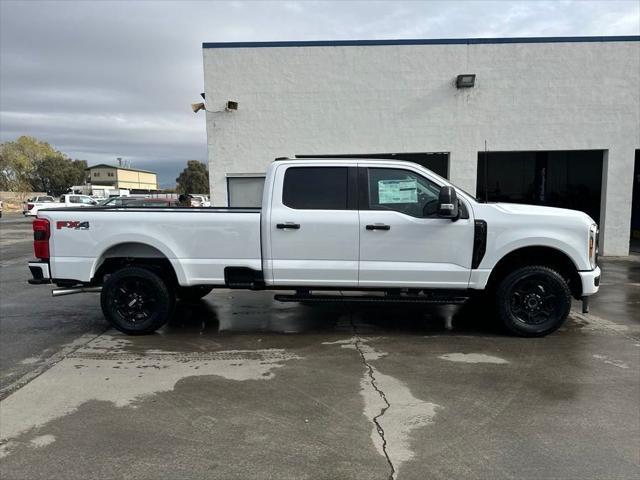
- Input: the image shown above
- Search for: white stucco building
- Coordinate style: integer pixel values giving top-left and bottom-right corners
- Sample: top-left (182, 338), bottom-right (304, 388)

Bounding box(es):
top-left (203, 36), bottom-right (640, 256)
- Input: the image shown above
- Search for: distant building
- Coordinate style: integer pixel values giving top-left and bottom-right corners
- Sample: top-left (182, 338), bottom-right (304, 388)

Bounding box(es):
top-left (86, 164), bottom-right (159, 192)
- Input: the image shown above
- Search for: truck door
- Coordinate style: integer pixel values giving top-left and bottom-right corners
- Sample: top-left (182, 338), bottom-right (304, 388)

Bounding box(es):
top-left (267, 165), bottom-right (359, 287)
top-left (358, 166), bottom-right (474, 289)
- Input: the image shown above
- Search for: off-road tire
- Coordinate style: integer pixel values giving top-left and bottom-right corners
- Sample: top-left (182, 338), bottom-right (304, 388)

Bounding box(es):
top-left (496, 265), bottom-right (572, 337)
top-left (101, 266), bottom-right (175, 335)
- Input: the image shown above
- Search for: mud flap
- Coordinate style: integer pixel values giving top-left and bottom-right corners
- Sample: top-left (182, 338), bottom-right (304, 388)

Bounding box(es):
top-left (581, 296), bottom-right (590, 314)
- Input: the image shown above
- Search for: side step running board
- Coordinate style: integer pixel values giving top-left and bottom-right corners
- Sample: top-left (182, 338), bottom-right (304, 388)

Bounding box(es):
top-left (274, 294), bottom-right (468, 305)
top-left (226, 282), bottom-right (256, 289)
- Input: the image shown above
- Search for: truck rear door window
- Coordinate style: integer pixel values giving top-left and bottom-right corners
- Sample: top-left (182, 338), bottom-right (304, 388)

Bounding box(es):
top-left (283, 167), bottom-right (348, 210)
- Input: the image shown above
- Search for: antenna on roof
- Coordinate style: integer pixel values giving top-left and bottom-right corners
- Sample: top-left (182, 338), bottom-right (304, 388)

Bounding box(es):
top-left (117, 157), bottom-right (123, 167)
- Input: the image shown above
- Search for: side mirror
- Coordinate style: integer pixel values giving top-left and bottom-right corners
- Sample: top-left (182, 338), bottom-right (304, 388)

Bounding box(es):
top-left (438, 186), bottom-right (459, 220)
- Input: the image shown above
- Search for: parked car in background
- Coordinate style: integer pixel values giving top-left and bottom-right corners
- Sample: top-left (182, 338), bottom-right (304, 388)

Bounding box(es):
top-left (22, 193), bottom-right (98, 217)
top-left (98, 197), bottom-right (178, 207)
top-left (0, 200), bottom-right (3, 218)
top-left (24, 194), bottom-right (97, 216)
top-left (99, 196), bottom-right (143, 207)
top-left (59, 194), bottom-right (98, 208)
top-left (23, 195), bottom-right (57, 216)
top-left (190, 195), bottom-right (211, 207)
top-left (130, 198), bottom-right (178, 207)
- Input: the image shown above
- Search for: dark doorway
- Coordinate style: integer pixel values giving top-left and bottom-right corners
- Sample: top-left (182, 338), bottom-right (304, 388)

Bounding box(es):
top-left (631, 150), bottom-right (640, 253)
top-left (476, 150), bottom-right (603, 223)
top-left (295, 152), bottom-right (449, 179)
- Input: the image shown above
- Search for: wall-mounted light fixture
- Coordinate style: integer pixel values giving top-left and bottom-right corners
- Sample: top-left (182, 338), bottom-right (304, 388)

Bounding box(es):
top-left (191, 102), bottom-right (205, 113)
top-left (191, 98), bottom-right (238, 113)
top-left (456, 74), bottom-right (476, 88)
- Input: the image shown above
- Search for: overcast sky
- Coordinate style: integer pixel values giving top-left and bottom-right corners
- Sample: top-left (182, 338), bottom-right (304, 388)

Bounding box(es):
top-left (1, 0), bottom-right (638, 187)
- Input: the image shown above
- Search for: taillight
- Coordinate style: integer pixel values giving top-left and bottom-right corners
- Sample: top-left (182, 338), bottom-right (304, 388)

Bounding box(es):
top-left (33, 218), bottom-right (50, 260)
top-left (27, 203), bottom-right (34, 210)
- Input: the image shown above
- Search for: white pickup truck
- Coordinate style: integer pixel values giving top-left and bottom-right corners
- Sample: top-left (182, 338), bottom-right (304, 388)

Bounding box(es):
top-left (23, 194), bottom-right (97, 216)
top-left (23, 195), bottom-right (57, 216)
top-left (28, 158), bottom-right (600, 337)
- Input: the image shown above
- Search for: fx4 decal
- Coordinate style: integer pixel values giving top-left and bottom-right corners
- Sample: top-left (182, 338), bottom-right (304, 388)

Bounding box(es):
top-left (56, 221), bottom-right (90, 230)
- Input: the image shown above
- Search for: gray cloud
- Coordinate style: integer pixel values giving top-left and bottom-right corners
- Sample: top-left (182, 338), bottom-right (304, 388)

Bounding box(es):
top-left (1, 0), bottom-right (638, 187)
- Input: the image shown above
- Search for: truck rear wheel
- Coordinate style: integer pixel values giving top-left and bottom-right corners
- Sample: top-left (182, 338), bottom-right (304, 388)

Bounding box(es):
top-left (496, 265), bottom-right (571, 337)
top-left (100, 266), bottom-right (175, 335)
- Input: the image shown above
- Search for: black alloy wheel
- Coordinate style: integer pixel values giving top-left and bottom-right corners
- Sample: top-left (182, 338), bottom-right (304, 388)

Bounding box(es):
top-left (101, 266), bottom-right (175, 335)
top-left (496, 266), bottom-right (572, 337)
top-left (113, 278), bottom-right (158, 322)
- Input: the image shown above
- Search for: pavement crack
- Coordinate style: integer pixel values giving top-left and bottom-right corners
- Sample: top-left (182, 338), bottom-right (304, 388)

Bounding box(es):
top-left (350, 317), bottom-right (396, 480)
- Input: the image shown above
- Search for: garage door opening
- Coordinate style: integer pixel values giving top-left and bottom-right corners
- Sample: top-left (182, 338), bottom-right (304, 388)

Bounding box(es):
top-left (227, 175), bottom-right (265, 207)
top-left (476, 150), bottom-right (603, 223)
top-left (296, 152), bottom-right (450, 179)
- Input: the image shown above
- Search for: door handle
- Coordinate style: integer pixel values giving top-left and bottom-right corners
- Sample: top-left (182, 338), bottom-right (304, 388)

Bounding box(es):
top-left (366, 224), bottom-right (391, 231)
top-left (276, 222), bottom-right (300, 230)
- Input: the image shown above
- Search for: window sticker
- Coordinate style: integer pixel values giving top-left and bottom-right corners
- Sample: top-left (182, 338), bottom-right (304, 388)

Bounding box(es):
top-left (378, 179), bottom-right (418, 204)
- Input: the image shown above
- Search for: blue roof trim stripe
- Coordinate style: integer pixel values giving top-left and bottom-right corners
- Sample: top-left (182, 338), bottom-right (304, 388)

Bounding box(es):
top-left (203, 36), bottom-right (640, 49)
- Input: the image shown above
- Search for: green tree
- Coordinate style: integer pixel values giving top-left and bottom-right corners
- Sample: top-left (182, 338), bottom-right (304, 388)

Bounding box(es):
top-left (31, 156), bottom-right (88, 196)
top-left (0, 136), bottom-right (50, 192)
top-left (0, 136), bottom-right (87, 195)
top-left (176, 160), bottom-right (209, 194)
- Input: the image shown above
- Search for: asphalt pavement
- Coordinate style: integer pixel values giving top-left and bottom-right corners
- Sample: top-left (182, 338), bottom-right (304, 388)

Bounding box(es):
top-left (0, 212), bottom-right (638, 480)
top-left (0, 214), bottom-right (106, 395)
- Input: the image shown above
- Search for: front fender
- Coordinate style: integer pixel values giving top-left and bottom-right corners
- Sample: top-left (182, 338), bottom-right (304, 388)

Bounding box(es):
top-left (482, 233), bottom-right (588, 272)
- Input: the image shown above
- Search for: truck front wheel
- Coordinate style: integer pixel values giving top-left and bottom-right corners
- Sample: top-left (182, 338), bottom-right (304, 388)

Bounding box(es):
top-left (496, 266), bottom-right (572, 337)
top-left (100, 266), bottom-right (175, 335)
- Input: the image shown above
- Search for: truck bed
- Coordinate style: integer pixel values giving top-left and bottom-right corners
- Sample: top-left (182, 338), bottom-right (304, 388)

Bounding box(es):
top-left (37, 207), bottom-right (262, 286)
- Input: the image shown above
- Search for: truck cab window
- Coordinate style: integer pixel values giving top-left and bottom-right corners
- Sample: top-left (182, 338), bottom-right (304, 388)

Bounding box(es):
top-left (283, 167), bottom-right (348, 210)
top-left (367, 168), bottom-right (441, 217)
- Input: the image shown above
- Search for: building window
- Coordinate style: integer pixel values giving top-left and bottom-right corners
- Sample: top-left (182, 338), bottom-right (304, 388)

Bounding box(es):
top-left (94, 172), bottom-right (100, 177)
top-left (108, 172), bottom-right (114, 177)
top-left (283, 167), bottom-right (348, 210)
